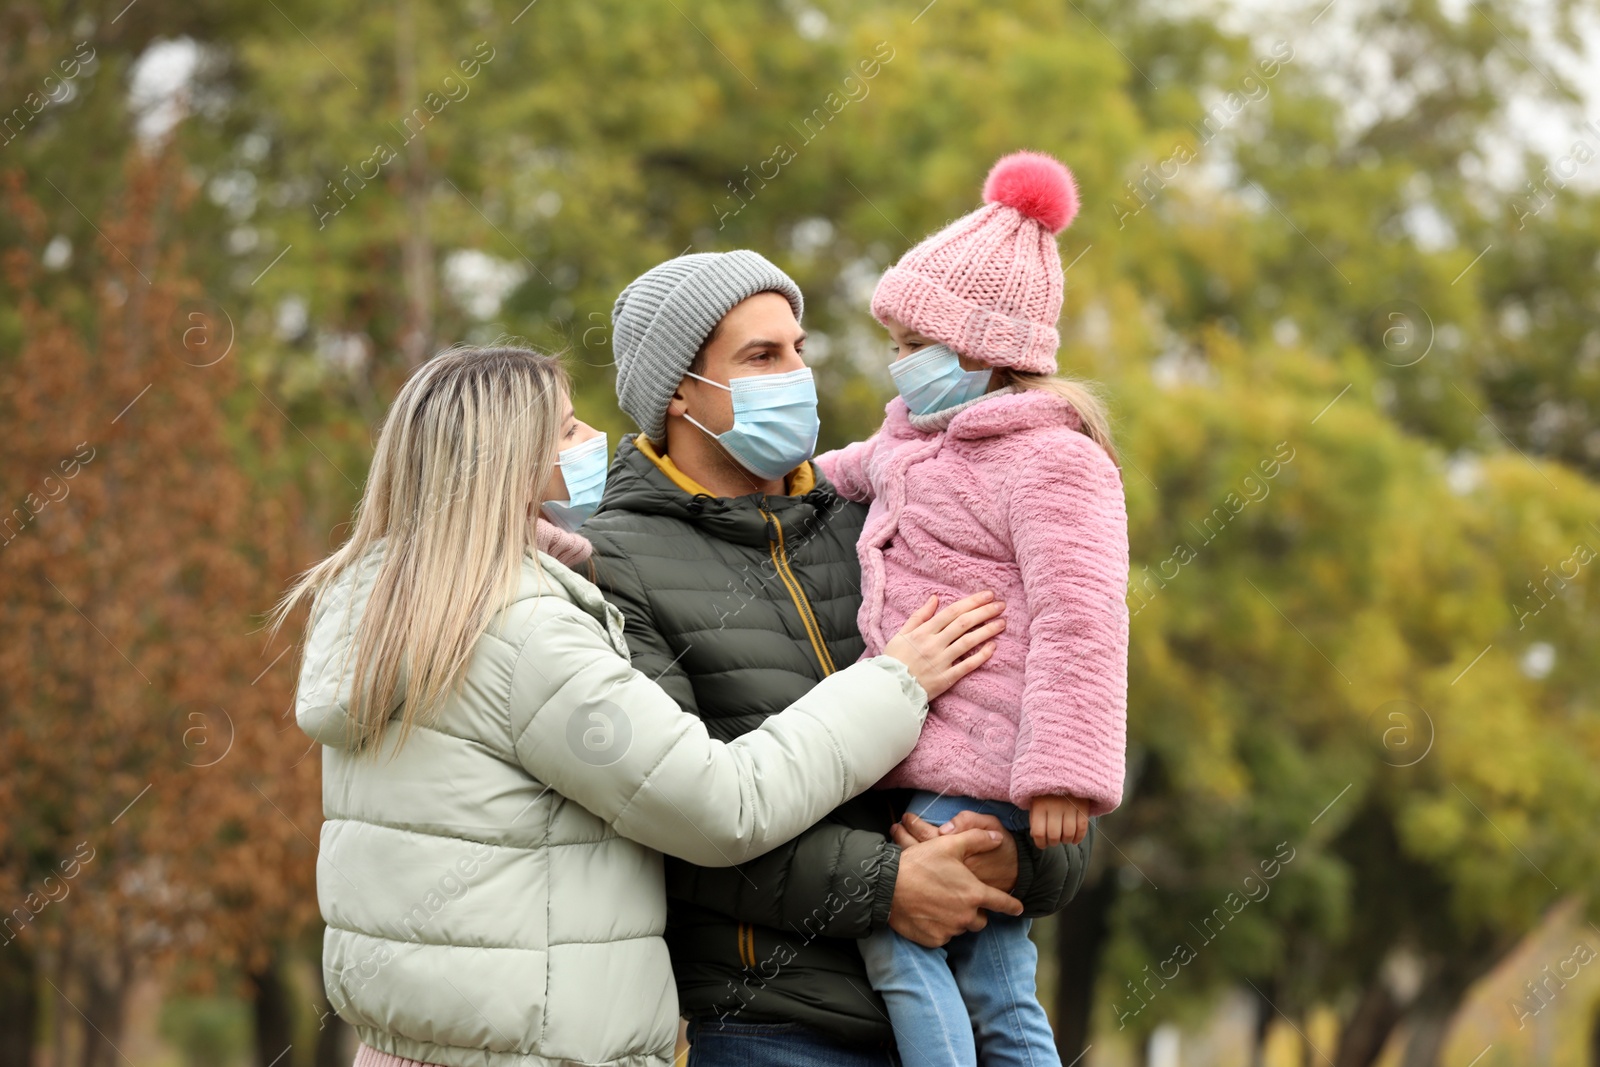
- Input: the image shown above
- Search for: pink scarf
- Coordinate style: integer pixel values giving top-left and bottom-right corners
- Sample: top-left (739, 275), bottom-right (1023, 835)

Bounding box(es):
top-left (534, 516), bottom-right (594, 568)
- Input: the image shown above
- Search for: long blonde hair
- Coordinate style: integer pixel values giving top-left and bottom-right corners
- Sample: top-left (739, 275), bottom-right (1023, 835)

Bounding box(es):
top-left (997, 368), bottom-right (1119, 467)
top-left (271, 345), bottom-right (568, 754)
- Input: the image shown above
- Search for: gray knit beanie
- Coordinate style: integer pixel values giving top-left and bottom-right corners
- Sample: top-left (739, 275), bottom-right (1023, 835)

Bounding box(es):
top-left (611, 251), bottom-right (804, 442)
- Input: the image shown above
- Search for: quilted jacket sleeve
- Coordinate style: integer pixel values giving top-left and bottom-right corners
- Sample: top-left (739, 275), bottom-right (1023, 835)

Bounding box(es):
top-left (678, 786), bottom-right (1103, 935)
top-left (1010, 821), bottom-right (1095, 917)
top-left (664, 819), bottom-right (905, 938)
top-left (507, 598), bottom-right (930, 868)
top-left (587, 528), bottom-right (907, 938)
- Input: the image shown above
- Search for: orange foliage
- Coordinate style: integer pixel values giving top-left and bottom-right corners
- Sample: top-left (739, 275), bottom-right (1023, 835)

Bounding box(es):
top-left (0, 150), bottom-right (321, 999)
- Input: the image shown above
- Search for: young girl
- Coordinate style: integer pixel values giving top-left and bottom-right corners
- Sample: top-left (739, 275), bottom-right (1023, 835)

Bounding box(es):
top-left (816, 151), bottom-right (1129, 1067)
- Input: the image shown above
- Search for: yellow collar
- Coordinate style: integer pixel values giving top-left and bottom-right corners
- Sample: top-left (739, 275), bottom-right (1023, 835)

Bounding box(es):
top-left (633, 435), bottom-right (815, 497)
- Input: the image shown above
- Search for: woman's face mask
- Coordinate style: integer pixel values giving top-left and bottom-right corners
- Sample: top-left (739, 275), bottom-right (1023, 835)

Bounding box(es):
top-left (542, 432), bottom-right (609, 531)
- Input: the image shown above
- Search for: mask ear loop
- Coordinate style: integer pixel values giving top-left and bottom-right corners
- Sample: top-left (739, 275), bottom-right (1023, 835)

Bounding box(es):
top-left (676, 375), bottom-right (747, 478)
top-left (684, 371), bottom-right (731, 391)
top-left (680, 412), bottom-right (718, 440)
top-left (678, 372), bottom-right (730, 443)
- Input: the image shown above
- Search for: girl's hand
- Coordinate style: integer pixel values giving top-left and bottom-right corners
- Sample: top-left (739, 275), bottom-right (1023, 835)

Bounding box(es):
top-left (1029, 794), bottom-right (1090, 848)
top-left (884, 592), bottom-right (1006, 700)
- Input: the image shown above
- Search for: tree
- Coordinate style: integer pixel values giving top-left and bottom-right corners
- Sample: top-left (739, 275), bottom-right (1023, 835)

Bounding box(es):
top-left (5, 0), bottom-right (1599, 1061)
top-left (0, 152), bottom-right (320, 1061)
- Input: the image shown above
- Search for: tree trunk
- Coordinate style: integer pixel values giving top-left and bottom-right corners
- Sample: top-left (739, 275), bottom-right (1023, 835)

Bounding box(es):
top-left (1250, 978), bottom-right (1276, 1067)
top-left (1054, 871), bottom-right (1117, 1062)
top-left (1399, 1005), bottom-right (1452, 1067)
top-left (313, 941), bottom-right (353, 1067)
top-left (249, 955), bottom-right (294, 1067)
top-left (394, 0), bottom-right (435, 367)
top-left (315, 1015), bottom-right (351, 1067)
top-left (1396, 938), bottom-right (1516, 1067)
top-left (1335, 981), bottom-right (1403, 1067)
top-left (74, 949), bottom-right (130, 1067)
top-left (0, 937), bottom-right (38, 1067)
top-left (48, 933), bottom-right (71, 1067)
top-left (1397, 976), bottom-right (1467, 1067)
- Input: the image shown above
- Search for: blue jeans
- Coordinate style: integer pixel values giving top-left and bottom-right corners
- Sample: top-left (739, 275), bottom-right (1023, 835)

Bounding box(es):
top-left (686, 1018), bottom-right (901, 1066)
top-left (858, 790), bottom-right (1062, 1067)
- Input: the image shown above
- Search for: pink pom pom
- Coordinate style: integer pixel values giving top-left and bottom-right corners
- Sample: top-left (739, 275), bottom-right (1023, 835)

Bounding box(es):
top-left (982, 151), bottom-right (1080, 233)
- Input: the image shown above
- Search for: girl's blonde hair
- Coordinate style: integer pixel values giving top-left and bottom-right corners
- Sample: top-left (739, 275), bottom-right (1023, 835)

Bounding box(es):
top-left (271, 345), bottom-right (568, 754)
top-left (997, 368), bottom-right (1119, 467)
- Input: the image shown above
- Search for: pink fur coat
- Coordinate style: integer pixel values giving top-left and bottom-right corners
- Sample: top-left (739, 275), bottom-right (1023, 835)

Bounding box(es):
top-left (816, 389), bottom-right (1129, 815)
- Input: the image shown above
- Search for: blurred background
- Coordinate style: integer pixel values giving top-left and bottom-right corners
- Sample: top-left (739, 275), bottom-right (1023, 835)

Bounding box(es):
top-left (3, 0), bottom-right (1599, 1064)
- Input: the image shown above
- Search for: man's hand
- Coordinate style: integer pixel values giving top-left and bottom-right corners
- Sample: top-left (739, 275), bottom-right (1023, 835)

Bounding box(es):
top-left (891, 810), bottom-right (1018, 893)
top-left (1027, 794), bottom-right (1090, 848)
top-left (887, 828), bottom-right (1024, 948)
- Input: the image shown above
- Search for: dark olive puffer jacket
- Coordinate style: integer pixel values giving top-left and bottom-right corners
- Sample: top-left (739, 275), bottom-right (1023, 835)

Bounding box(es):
top-left (582, 433), bottom-right (1094, 1048)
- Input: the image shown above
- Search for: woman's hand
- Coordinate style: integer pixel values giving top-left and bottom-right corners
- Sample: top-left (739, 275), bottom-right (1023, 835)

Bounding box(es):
top-left (884, 591), bottom-right (1005, 700)
top-left (1028, 794), bottom-right (1090, 847)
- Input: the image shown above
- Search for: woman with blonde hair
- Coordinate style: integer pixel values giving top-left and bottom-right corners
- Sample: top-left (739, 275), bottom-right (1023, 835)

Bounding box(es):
top-left (273, 345), bottom-right (1008, 1067)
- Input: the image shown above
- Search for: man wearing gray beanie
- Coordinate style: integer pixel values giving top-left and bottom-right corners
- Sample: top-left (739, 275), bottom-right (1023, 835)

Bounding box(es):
top-left (582, 250), bottom-right (1091, 1066)
top-left (611, 249), bottom-right (805, 446)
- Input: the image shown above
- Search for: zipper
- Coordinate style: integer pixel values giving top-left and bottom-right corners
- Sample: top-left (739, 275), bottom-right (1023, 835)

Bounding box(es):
top-left (733, 504), bottom-right (837, 975)
top-left (738, 921), bottom-right (755, 967)
top-left (760, 504), bottom-right (838, 676)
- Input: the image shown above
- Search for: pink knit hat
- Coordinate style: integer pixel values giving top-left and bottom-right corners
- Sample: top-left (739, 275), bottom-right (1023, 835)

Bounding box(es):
top-left (871, 151), bottom-right (1080, 374)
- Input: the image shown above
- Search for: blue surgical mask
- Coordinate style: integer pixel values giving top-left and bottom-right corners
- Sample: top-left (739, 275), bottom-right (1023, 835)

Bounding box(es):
top-left (542, 432), bottom-right (609, 531)
top-left (890, 343), bottom-right (993, 415)
top-left (683, 367), bottom-right (820, 482)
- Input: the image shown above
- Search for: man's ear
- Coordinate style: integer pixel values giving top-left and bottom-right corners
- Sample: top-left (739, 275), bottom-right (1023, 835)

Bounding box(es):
top-left (664, 381), bottom-right (689, 418)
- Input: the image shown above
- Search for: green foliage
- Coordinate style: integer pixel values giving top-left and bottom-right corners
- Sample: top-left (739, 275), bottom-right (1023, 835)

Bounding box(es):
top-left (3, 0), bottom-right (1597, 1055)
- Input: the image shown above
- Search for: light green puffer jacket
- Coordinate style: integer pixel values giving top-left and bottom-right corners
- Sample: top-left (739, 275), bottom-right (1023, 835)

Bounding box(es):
top-left (295, 546), bottom-right (930, 1067)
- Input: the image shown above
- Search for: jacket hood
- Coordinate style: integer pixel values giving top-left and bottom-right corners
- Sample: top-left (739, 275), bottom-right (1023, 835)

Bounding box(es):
top-left (293, 544), bottom-right (609, 749)
top-left (294, 547), bottom-right (390, 749)
top-left (592, 434), bottom-right (847, 549)
top-left (882, 388), bottom-right (1085, 442)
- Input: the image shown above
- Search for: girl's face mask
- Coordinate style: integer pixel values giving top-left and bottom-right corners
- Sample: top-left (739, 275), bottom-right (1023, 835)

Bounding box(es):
top-left (890, 343), bottom-right (993, 415)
